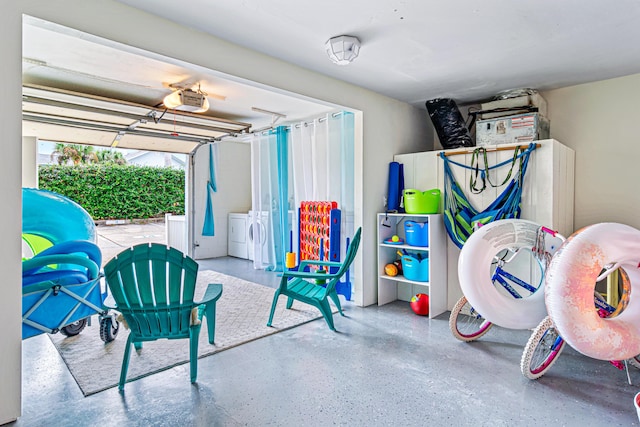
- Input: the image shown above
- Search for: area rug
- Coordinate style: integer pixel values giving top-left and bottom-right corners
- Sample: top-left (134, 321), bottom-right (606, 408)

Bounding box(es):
top-left (49, 270), bottom-right (328, 396)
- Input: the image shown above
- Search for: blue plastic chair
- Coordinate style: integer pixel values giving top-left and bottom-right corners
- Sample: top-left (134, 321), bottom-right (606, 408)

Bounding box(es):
top-left (103, 243), bottom-right (223, 390)
top-left (21, 241), bottom-right (104, 339)
top-left (267, 227), bottom-right (361, 331)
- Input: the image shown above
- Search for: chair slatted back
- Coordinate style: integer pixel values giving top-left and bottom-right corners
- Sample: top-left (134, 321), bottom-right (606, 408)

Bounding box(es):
top-left (325, 227), bottom-right (361, 294)
top-left (104, 243), bottom-right (199, 340)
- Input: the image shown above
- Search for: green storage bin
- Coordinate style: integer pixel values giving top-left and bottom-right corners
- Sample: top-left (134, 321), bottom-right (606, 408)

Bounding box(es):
top-left (403, 189), bottom-right (440, 214)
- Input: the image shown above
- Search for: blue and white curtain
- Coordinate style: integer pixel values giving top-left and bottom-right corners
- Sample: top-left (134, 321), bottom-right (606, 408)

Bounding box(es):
top-left (250, 112), bottom-right (355, 271)
top-left (290, 111), bottom-right (355, 261)
top-left (250, 126), bottom-right (288, 271)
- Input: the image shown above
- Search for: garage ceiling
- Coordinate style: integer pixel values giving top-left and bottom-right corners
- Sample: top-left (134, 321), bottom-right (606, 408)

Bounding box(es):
top-left (117, 0), bottom-right (640, 107)
top-left (22, 85), bottom-right (252, 154)
top-left (22, 16), bottom-right (339, 152)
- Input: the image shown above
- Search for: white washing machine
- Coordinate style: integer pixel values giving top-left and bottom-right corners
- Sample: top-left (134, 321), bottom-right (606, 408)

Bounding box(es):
top-left (246, 210), bottom-right (267, 263)
top-left (247, 210), bottom-right (295, 266)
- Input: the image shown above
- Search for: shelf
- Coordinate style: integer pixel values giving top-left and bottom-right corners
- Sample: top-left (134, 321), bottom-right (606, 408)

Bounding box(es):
top-left (380, 213), bottom-right (433, 218)
top-left (380, 243), bottom-right (429, 251)
top-left (379, 274), bottom-right (430, 286)
top-left (377, 212), bottom-right (447, 319)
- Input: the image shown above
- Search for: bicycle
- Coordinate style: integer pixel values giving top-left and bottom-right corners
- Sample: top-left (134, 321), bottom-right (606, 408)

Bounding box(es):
top-left (450, 221), bottom-right (563, 341)
top-left (521, 265), bottom-right (638, 380)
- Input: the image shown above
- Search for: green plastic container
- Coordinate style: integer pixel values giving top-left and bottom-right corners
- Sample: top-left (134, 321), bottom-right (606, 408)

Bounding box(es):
top-left (403, 189), bottom-right (441, 214)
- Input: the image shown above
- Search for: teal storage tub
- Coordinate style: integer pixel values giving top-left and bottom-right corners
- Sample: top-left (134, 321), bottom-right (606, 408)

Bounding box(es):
top-left (404, 221), bottom-right (429, 247)
top-left (401, 254), bottom-right (429, 282)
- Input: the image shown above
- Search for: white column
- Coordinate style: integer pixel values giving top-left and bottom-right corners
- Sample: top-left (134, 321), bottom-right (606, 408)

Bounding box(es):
top-left (22, 136), bottom-right (38, 188)
top-left (0, 2), bottom-right (23, 424)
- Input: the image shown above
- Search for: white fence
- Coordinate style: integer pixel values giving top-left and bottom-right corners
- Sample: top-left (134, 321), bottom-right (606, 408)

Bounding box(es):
top-left (165, 213), bottom-right (187, 253)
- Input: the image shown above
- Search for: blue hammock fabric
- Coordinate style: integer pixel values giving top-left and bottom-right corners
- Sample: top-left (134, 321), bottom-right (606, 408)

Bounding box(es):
top-left (440, 143), bottom-right (537, 248)
top-left (202, 144), bottom-right (217, 236)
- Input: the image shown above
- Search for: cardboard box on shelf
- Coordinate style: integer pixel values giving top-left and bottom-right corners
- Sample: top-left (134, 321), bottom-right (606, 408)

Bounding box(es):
top-left (480, 93), bottom-right (548, 119)
top-left (476, 112), bottom-right (549, 146)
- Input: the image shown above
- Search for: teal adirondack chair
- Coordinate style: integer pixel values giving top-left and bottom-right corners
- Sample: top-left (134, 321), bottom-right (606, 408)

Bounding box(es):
top-left (267, 227), bottom-right (361, 331)
top-left (103, 243), bottom-right (223, 390)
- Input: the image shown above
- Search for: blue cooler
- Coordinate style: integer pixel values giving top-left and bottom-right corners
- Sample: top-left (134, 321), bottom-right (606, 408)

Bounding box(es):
top-left (401, 253), bottom-right (429, 282)
top-left (404, 221), bottom-right (429, 247)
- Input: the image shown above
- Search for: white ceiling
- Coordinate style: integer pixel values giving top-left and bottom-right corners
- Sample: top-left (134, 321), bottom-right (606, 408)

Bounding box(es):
top-left (22, 17), bottom-right (339, 136)
top-left (116, 0), bottom-right (640, 107)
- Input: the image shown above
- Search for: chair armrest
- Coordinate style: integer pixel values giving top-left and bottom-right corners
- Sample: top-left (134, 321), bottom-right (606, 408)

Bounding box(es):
top-left (195, 283), bottom-right (223, 343)
top-left (196, 283), bottom-right (223, 306)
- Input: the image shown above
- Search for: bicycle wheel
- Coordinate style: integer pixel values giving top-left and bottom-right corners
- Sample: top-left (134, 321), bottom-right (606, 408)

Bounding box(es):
top-left (521, 316), bottom-right (566, 379)
top-left (449, 296), bottom-right (493, 342)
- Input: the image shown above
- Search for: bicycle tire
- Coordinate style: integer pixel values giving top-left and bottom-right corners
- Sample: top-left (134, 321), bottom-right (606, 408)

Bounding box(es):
top-left (521, 316), bottom-right (565, 379)
top-left (449, 296), bottom-right (493, 342)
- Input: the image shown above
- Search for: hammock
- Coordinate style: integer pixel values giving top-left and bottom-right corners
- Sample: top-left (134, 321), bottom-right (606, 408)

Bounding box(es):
top-left (439, 143), bottom-right (537, 248)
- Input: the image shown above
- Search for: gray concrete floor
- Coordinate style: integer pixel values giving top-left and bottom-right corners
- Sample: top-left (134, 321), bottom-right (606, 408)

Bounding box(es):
top-left (96, 221), bottom-right (167, 266)
top-left (9, 224), bottom-right (640, 426)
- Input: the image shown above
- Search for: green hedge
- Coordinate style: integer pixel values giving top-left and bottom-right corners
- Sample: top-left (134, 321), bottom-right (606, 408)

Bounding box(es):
top-left (38, 164), bottom-right (185, 220)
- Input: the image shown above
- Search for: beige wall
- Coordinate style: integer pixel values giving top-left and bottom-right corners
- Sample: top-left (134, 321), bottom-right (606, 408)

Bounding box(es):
top-left (192, 141), bottom-right (252, 259)
top-left (542, 73), bottom-right (640, 230)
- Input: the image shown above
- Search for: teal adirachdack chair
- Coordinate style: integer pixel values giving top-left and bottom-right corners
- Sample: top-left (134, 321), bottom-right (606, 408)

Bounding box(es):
top-left (267, 227), bottom-right (361, 331)
top-left (103, 243), bottom-right (223, 391)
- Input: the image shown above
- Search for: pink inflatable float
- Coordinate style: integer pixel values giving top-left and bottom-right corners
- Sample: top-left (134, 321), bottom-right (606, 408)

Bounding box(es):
top-left (545, 223), bottom-right (640, 361)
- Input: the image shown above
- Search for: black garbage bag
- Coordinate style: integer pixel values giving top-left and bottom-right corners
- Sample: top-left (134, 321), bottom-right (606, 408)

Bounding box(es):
top-left (425, 98), bottom-right (474, 149)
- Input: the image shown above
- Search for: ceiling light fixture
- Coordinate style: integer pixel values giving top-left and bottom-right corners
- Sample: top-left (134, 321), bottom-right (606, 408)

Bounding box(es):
top-left (325, 35), bottom-right (361, 65)
top-left (163, 85), bottom-right (210, 113)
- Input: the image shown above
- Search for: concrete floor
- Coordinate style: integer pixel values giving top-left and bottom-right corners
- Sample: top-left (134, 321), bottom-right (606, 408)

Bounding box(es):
top-left (9, 225), bottom-right (640, 426)
top-left (95, 221), bottom-right (167, 267)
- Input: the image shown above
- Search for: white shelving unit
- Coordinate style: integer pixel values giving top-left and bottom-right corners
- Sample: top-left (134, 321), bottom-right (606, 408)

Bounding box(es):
top-left (377, 213), bottom-right (447, 318)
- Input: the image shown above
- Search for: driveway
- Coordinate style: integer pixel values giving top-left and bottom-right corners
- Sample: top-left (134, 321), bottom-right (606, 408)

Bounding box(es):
top-left (96, 221), bottom-right (166, 266)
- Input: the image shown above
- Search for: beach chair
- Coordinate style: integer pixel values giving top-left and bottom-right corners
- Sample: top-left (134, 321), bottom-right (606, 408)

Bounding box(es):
top-left (267, 227), bottom-right (361, 331)
top-left (21, 240), bottom-right (116, 340)
top-left (103, 243), bottom-right (223, 390)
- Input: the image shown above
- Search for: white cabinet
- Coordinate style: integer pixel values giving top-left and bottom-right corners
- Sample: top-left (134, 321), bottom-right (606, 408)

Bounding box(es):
top-left (377, 213), bottom-right (447, 318)
top-left (228, 213), bottom-right (248, 259)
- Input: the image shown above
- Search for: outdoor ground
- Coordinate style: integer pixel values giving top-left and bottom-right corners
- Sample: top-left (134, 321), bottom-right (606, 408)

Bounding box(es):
top-left (96, 221), bottom-right (166, 266)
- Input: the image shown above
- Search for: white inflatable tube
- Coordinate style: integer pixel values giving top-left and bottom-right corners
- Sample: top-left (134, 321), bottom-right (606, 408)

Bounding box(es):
top-left (459, 219), bottom-right (562, 329)
top-left (545, 223), bottom-right (640, 361)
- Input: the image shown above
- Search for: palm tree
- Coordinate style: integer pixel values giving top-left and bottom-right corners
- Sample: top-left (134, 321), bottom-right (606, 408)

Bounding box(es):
top-left (78, 145), bottom-right (98, 164)
top-left (50, 143), bottom-right (77, 165)
top-left (96, 149), bottom-right (127, 165)
top-left (50, 143), bottom-right (101, 165)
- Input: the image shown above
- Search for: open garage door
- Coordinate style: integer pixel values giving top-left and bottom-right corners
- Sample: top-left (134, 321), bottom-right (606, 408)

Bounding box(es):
top-left (22, 84), bottom-right (252, 153)
top-left (23, 84), bottom-right (253, 257)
